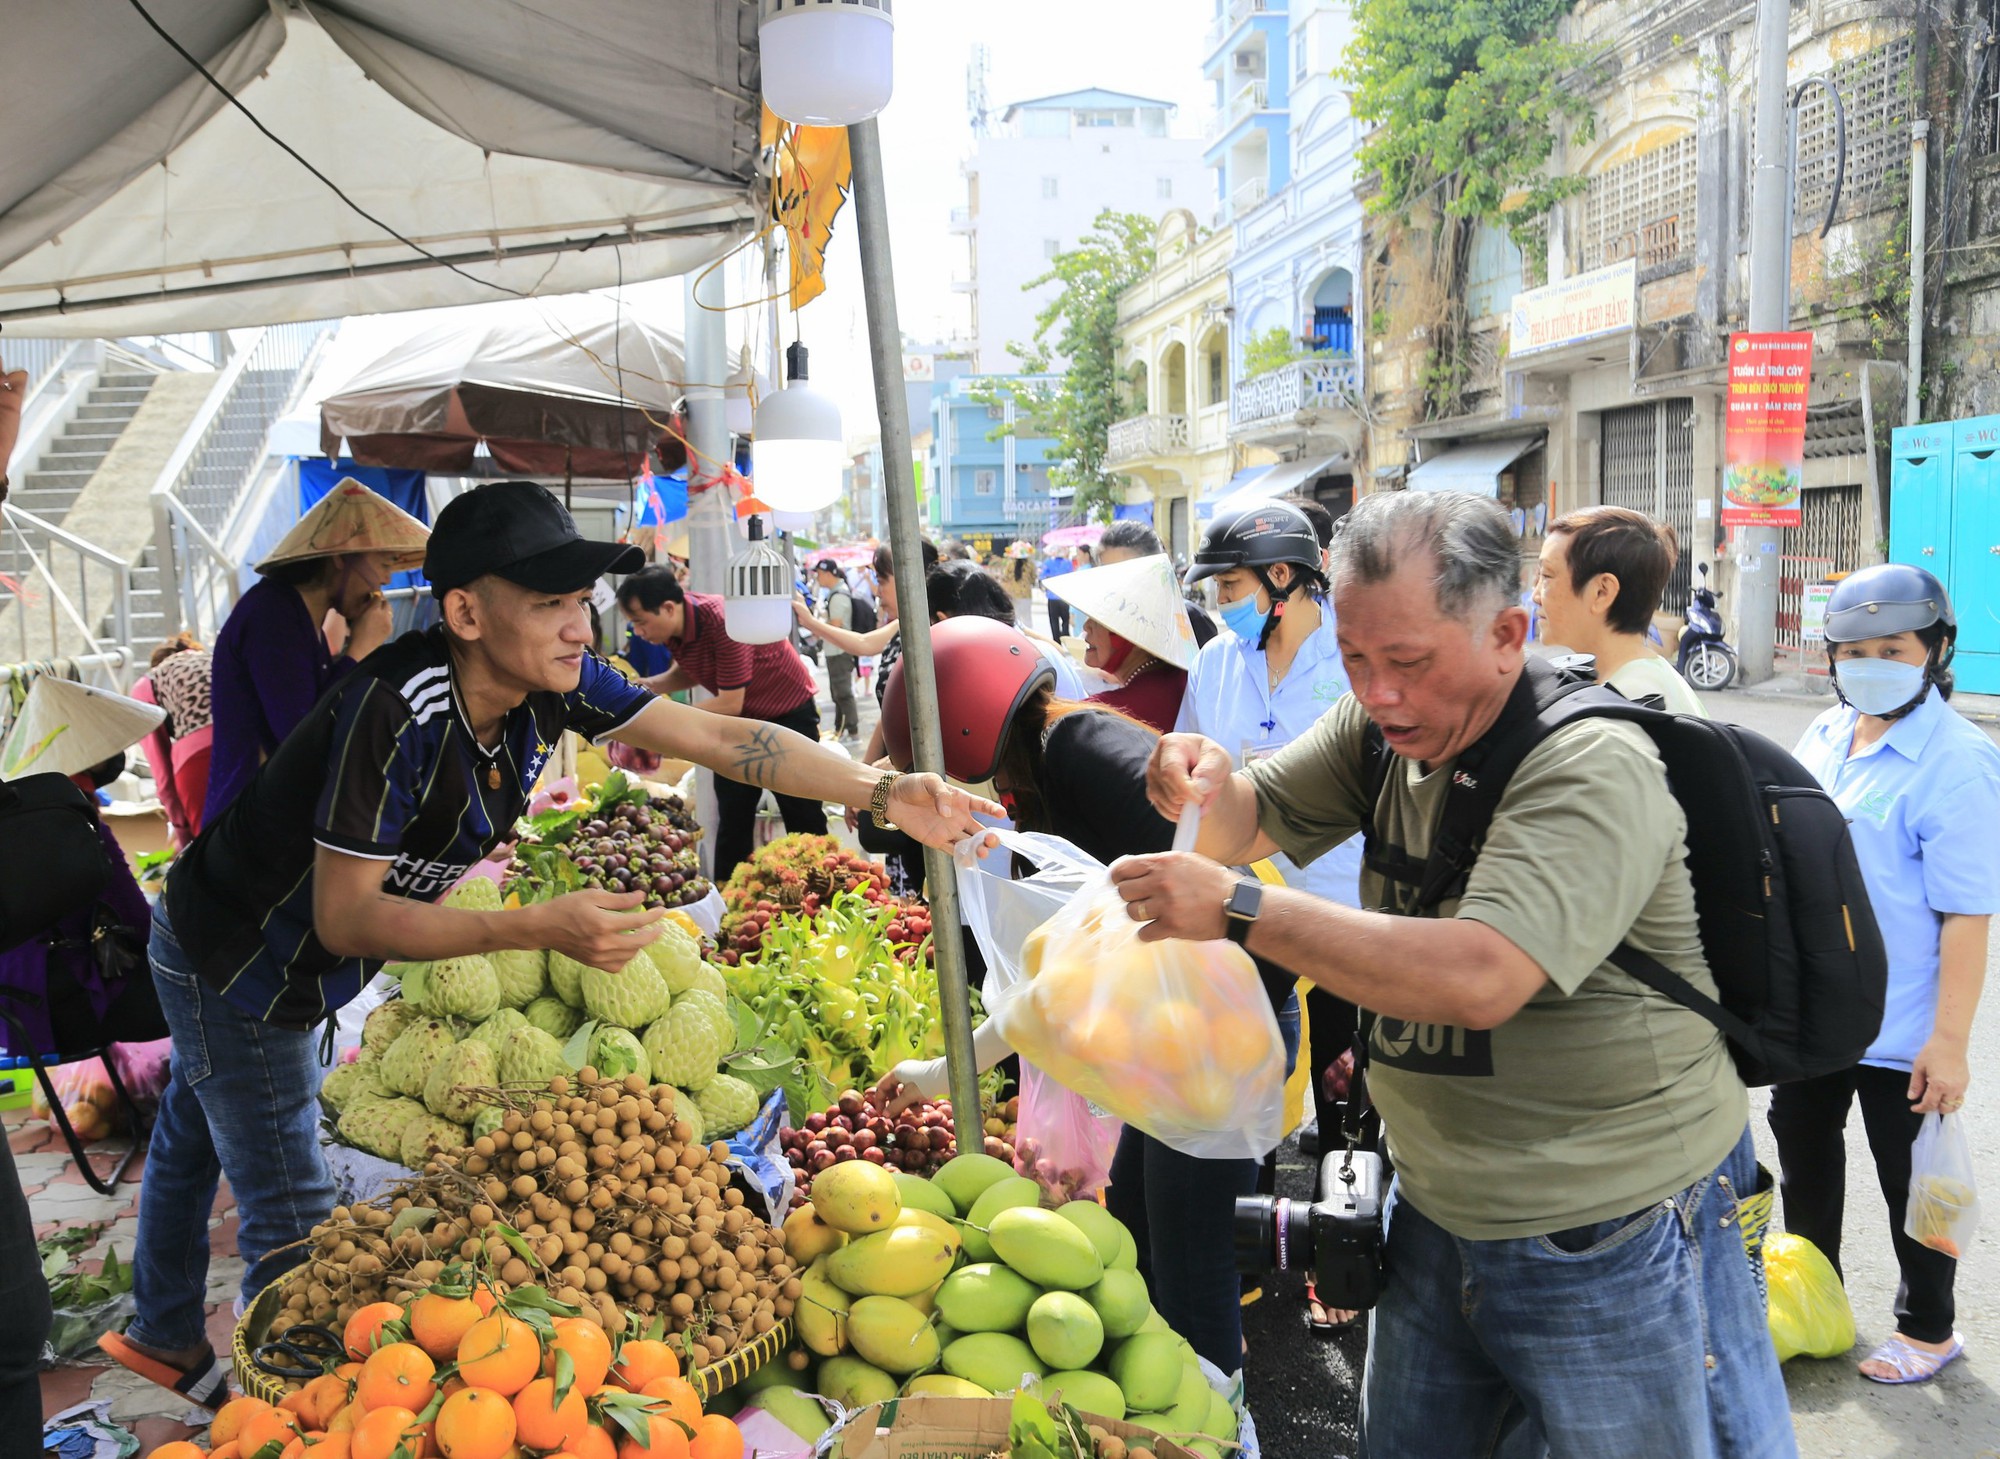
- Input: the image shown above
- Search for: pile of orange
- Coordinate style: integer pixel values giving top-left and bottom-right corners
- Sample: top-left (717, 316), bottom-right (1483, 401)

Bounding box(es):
top-left (166, 1280), bottom-right (747, 1459)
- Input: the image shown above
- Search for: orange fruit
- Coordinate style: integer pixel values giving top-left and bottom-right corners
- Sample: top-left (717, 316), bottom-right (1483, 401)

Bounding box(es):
top-left (456, 1313), bottom-right (543, 1397)
top-left (638, 1377), bottom-right (701, 1434)
top-left (548, 1317), bottom-right (613, 1396)
top-left (1209, 1009), bottom-right (1275, 1075)
top-left (689, 1415), bottom-right (744, 1459)
top-left (470, 1285), bottom-right (498, 1316)
top-left (357, 1342), bottom-right (438, 1413)
top-left (513, 1377), bottom-right (589, 1451)
top-left (608, 1339), bottom-right (679, 1393)
top-left (209, 1446), bottom-right (242, 1459)
top-left (302, 1372), bottom-right (354, 1430)
top-left (1141, 1000), bottom-right (1203, 1076)
top-left (410, 1292), bottom-right (486, 1362)
top-left (329, 1399), bottom-right (367, 1434)
top-left (352, 1405), bottom-right (427, 1459)
top-left (337, 1361), bottom-right (364, 1382)
top-left (281, 1388), bottom-right (317, 1422)
top-left (213, 1397), bottom-right (276, 1448)
top-left (616, 1411), bottom-right (692, 1459)
top-left (290, 1439), bottom-right (351, 1459)
top-left (151, 1444), bottom-right (206, 1459)
top-left (567, 1425), bottom-right (619, 1459)
top-left (345, 1302), bottom-right (409, 1360)
top-left (434, 1386), bottom-right (518, 1459)
top-left (238, 1406), bottom-right (302, 1459)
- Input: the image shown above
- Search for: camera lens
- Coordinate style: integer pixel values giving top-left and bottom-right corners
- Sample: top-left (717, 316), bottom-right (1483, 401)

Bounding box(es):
top-left (1233, 1195), bottom-right (1313, 1273)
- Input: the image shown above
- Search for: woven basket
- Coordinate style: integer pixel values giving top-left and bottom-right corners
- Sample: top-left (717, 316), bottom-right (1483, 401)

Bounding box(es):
top-left (232, 1280), bottom-right (792, 1405)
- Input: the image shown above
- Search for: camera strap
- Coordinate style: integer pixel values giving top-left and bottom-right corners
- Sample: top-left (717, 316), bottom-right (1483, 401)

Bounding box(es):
top-left (1339, 1026), bottom-right (1373, 1178)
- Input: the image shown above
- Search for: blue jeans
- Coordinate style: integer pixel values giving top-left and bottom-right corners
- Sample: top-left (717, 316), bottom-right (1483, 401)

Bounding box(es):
top-left (1105, 995), bottom-right (1301, 1373)
top-left (1360, 1126), bottom-right (1794, 1459)
top-left (129, 904), bottom-right (333, 1351)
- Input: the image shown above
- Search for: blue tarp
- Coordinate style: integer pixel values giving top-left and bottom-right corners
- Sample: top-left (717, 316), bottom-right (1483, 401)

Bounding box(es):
top-left (1113, 503), bottom-right (1154, 523)
top-left (638, 469), bottom-right (690, 526)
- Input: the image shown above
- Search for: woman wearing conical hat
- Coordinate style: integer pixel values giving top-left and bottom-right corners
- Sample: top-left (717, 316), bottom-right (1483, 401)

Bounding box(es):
top-left (1044, 552), bottom-right (1198, 734)
top-left (205, 480), bottom-right (428, 819)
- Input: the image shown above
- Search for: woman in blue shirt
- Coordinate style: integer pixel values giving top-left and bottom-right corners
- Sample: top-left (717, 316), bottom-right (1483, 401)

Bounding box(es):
top-left (1775, 563), bottom-right (2000, 1385)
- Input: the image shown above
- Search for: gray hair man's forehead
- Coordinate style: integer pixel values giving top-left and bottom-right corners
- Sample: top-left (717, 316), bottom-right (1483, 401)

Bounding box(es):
top-left (1331, 491), bottom-right (1519, 621)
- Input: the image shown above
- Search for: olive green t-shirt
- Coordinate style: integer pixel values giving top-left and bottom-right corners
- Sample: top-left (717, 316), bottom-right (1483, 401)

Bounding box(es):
top-left (1243, 693), bottom-right (1748, 1240)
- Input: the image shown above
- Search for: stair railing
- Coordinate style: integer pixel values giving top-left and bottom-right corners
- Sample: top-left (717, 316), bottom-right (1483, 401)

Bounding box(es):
top-left (0, 502), bottom-right (134, 686)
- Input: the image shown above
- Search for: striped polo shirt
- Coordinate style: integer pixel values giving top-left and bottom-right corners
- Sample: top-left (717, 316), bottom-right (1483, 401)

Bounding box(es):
top-left (164, 626), bottom-right (651, 1028)
top-left (665, 592), bottom-right (818, 721)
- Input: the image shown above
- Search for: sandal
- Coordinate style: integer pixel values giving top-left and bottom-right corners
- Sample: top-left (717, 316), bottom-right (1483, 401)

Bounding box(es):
top-left (1859, 1332), bottom-right (1964, 1385)
top-left (97, 1332), bottom-right (234, 1410)
top-left (1305, 1281), bottom-right (1362, 1334)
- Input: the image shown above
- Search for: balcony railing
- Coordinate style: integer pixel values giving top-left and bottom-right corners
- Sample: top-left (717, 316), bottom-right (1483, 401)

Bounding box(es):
top-left (1230, 175), bottom-right (1270, 214)
top-left (1205, 0), bottom-right (1273, 50)
top-left (1205, 80), bottom-right (1272, 143)
top-left (1231, 357), bottom-right (1362, 428)
top-left (948, 206), bottom-right (973, 232)
top-left (1107, 413), bottom-right (1191, 464)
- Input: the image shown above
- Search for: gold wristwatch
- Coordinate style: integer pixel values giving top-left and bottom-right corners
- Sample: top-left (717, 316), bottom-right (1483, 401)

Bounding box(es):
top-left (869, 772), bottom-right (901, 830)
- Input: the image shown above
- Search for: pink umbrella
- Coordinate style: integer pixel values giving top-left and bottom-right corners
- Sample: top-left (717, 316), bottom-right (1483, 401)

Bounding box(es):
top-left (1041, 524), bottom-right (1105, 549)
top-left (816, 543), bottom-right (877, 565)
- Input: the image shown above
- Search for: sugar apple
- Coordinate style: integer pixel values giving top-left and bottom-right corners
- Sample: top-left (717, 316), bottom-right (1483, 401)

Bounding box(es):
top-left (424, 1038), bottom-right (499, 1122)
top-left (320, 1059), bottom-right (385, 1113)
top-left (549, 952), bottom-right (589, 1009)
top-left (425, 954), bottom-right (501, 1022)
top-left (400, 1110), bottom-right (469, 1168)
top-left (470, 1105), bottom-right (508, 1142)
top-left (581, 952), bottom-right (671, 1030)
top-left (674, 988), bottom-right (734, 1060)
top-left (492, 947), bottom-right (548, 1008)
top-left (522, 996), bottom-right (582, 1041)
top-left (640, 1002), bottom-right (724, 1090)
top-left (337, 1095), bottom-right (426, 1160)
top-left (362, 997), bottom-right (422, 1057)
top-left (498, 1025), bottom-right (568, 1087)
top-left (586, 1025), bottom-right (650, 1086)
top-left (380, 1018), bottom-right (460, 1097)
top-left (681, 961), bottom-right (730, 1004)
top-left (443, 878), bottom-right (504, 912)
top-left (692, 1072), bottom-right (760, 1138)
top-left (647, 920), bottom-right (703, 990)
top-left (667, 1088), bottom-right (705, 1146)
top-left (465, 1007), bottom-right (528, 1053)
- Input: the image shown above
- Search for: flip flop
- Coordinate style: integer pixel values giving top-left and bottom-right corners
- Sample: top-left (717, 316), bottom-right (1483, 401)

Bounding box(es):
top-left (97, 1331), bottom-right (234, 1410)
top-left (1859, 1332), bottom-right (1964, 1385)
top-left (1305, 1281), bottom-right (1363, 1335)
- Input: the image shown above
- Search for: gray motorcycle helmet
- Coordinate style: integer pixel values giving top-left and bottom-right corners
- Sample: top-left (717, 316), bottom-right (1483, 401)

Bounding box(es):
top-left (1822, 563), bottom-right (1956, 718)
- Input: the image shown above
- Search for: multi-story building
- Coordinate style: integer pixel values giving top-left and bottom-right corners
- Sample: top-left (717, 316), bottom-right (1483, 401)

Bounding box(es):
top-left (1106, 211), bottom-right (1236, 560)
top-left (1204, 0), bottom-right (1293, 230)
top-left (925, 373), bottom-right (1062, 554)
top-left (955, 89), bottom-right (1209, 374)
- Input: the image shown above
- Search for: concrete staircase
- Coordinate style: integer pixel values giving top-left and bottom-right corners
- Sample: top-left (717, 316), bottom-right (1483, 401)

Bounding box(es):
top-left (5, 372), bottom-right (156, 526)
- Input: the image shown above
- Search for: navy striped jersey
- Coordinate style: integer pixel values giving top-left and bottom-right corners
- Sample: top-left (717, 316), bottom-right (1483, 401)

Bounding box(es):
top-left (164, 626), bottom-right (652, 1028)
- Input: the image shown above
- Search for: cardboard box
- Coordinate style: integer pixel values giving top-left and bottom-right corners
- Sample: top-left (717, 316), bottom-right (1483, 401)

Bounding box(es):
top-left (825, 1397), bottom-right (1196, 1459)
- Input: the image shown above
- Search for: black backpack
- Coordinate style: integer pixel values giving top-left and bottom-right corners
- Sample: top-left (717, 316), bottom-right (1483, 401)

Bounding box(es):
top-left (1359, 657), bottom-right (1886, 1086)
top-left (846, 592), bottom-right (879, 635)
top-left (0, 773), bottom-right (111, 953)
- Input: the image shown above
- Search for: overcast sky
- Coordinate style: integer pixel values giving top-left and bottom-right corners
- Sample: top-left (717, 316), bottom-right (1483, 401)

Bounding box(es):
top-left (307, 0), bottom-right (1217, 453)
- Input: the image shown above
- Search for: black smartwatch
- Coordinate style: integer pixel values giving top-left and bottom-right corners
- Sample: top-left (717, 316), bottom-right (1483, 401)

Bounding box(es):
top-left (1223, 877), bottom-right (1263, 946)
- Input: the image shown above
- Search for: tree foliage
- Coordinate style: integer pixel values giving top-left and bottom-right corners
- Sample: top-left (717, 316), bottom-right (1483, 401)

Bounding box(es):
top-left (999, 210), bottom-right (1158, 522)
top-left (1241, 326), bottom-right (1314, 380)
top-left (1343, 0), bottom-right (1595, 244)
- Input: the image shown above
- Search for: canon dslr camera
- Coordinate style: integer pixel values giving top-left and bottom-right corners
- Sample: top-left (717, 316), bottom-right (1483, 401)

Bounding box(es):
top-left (1234, 1149), bottom-right (1386, 1312)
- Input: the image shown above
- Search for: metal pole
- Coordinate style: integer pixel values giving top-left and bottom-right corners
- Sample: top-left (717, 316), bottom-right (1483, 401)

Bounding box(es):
top-left (685, 266), bottom-right (735, 877)
top-left (849, 117), bottom-right (984, 1129)
top-left (1737, 0), bottom-right (1792, 684)
top-left (1907, 3), bottom-right (1932, 426)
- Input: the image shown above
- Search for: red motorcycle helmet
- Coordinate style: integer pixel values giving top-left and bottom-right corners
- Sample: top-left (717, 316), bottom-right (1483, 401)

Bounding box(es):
top-left (880, 617), bottom-right (1056, 783)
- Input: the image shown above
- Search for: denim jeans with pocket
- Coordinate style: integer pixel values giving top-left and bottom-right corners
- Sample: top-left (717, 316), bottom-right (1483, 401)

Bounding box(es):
top-left (1360, 1125), bottom-right (1794, 1459)
top-left (128, 902), bottom-right (332, 1351)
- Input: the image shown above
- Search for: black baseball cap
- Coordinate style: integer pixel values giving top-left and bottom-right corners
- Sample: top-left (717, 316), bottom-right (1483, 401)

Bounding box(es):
top-left (812, 557), bottom-right (842, 574)
top-left (425, 480), bottom-right (644, 593)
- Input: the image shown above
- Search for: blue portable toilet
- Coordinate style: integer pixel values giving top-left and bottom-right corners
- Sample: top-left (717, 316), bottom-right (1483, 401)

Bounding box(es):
top-left (1952, 417), bottom-right (2000, 694)
top-left (1890, 423), bottom-right (1954, 574)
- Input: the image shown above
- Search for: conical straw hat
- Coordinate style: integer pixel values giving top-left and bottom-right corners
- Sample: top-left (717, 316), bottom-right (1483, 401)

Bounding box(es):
top-left (1045, 553), bottom-right (1196, 670)
top-left (257, 478), bottom-right (430, 573)
top-left (1, 676), bottom-right (165, 780)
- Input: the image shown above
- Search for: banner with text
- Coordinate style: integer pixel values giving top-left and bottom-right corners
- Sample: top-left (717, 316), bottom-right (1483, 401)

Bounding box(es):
top-left (1722, 331), bottom-right (1812, 527)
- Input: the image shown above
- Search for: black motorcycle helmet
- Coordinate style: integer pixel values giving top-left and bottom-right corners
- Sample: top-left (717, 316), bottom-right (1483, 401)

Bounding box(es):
top-left (1186, 498), bottom-right (1325, 649)
top-left (1822, 562), bottom-right (1956, 719)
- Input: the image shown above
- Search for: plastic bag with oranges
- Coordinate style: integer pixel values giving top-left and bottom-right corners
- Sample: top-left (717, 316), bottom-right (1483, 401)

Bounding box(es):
top-left (985, 818), bottom-right (1287, 1160)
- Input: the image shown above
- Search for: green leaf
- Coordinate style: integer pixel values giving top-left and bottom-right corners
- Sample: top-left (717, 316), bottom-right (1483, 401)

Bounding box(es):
top-left (503, 1283), bottom-right (584, 1318)
top-left (594, 1390), bottom-right (664, 1446)
top-left (553, 1347), bottom-right (577, 1408)
top-left (387, 1206), bottom-right (440, 1239)
top-left (491, 1221), bottom-right (541, 1267)
top-left (562, 1019), bottom-right (601, 1073)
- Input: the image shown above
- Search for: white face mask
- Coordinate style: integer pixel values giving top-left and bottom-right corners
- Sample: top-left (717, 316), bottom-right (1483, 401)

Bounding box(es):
top-left (1833, 657), bottom-right (1927, 717)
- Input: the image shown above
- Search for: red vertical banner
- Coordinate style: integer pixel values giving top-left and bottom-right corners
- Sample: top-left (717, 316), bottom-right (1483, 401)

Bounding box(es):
top-left (1722, 331), bottom-right (1813, 527)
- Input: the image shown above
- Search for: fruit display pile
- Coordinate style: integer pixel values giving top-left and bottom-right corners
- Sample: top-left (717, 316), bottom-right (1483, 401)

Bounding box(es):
top-left (184, 1259), bottom-right (751, 1459)
top-left (777, 1087), bottom-right (1020, 1208)
top-left (507, 772), bottom-right (713, 913)
top-left (721, 889), bottom-right (955, 1101)
top-left (734, 1155), bottom-right (1240, 1459)
top-left (278, 1069), bottom-right (797, 1363)
top-left (715, 835), bottom-right (928, 965)
top-left (323, 891), bottom-right (769, 1167)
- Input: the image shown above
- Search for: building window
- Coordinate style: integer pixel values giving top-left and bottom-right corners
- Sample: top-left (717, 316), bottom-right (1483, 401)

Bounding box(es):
top-left (1580, 134), bottom-right (1696, 274)
top-left (1041, 175), bottom-right (1059, 200)
top-left (1023, 108), bottom-right (1070, 138)
top-left (1208, 349), bottom-right (1224, 405)
top-left (973, 469), bottom-right (997, 496)
top-left (1793, 37), bottom-right (1913, 226)
top-left (1464, 225), bottom-right (1525, 319)
top-left (1294, 27), bottom-right (1309, 82)
top-left (1044, 238), bottom-right (1061, 260)
top-left (1157, 176), bottom-right (1174, 200)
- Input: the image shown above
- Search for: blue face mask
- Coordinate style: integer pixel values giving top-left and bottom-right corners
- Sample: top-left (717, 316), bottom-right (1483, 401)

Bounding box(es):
top-left (1833, 656), bottom-right (1927, 717)
top-left (1218, 592), bottom-right (1268, 642)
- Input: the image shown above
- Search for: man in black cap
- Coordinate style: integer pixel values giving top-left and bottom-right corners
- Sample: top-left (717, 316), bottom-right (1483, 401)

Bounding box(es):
top-left (812, 557), bottom-right (860, 742)
top-left (108, 481), bottom-right (998, 1408)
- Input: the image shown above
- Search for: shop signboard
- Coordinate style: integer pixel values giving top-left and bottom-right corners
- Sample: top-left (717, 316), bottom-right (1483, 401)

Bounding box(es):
top-left (1722, 331), bottom-right (1812, 527)
top-left (1508, 259), bottom-right (1636, 356)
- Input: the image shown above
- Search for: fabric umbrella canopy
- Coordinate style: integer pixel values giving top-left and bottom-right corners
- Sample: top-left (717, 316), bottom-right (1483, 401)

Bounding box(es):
top-left (1042, 524), bottom-right (1105, 550)
top-left (319, 297), bottom-right (697, 478)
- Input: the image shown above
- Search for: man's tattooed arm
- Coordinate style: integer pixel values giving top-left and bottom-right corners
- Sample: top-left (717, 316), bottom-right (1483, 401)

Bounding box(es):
top-left (731, 724), bottom-right (786, 787)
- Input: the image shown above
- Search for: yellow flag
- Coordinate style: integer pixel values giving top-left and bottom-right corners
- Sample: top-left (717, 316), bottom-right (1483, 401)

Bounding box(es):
top-left (762, 105), bottom-right (853, 310)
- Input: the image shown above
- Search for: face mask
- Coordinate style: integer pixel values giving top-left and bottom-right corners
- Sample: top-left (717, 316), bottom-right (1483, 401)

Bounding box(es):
top-left (1218, 593), bottom-right (1268, 642)
top-left (1833, 657), bottom-right (1927, 717)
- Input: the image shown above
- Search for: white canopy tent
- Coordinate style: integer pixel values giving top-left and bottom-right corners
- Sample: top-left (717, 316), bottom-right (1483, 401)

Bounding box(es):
top-left (0, 0), bottom-right (761, 335)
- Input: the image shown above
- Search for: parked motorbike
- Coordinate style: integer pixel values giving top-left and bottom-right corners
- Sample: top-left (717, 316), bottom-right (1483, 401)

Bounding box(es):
top-left (1677, 561), bottom-right (1737, 691)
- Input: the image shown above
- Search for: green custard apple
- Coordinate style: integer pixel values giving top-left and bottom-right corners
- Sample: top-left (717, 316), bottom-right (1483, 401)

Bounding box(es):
top-left (640, 1001), bottom-right (724, 1090)
top-left (581, 952), bottom-right (671, 1029)
top-left (425, 954), bottom-right (501, 1022)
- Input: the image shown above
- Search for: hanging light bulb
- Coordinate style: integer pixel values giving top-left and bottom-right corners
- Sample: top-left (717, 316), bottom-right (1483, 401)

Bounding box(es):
top-left (751, 341), bottom-right (843, 513)
top-left (759, 0), bottom-right (895, 127)
top-left (724, 515), bottom-right (797, 645)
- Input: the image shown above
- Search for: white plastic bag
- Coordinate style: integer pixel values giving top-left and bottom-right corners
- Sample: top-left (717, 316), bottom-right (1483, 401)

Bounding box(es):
top-left (953, 829), bottom-right (1102, 1003)
top-left (1906, 1111), bottom-right (1980, 1258)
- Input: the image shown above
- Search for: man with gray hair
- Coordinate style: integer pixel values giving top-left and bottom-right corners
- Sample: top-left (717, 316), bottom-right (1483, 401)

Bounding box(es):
top-left (1117, 490), bottom-right (1790, 1456)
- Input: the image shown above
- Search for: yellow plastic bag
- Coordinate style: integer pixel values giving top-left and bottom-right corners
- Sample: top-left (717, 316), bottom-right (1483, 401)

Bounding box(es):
top-left (1763, 1232), bottom-right (1855, 1362)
